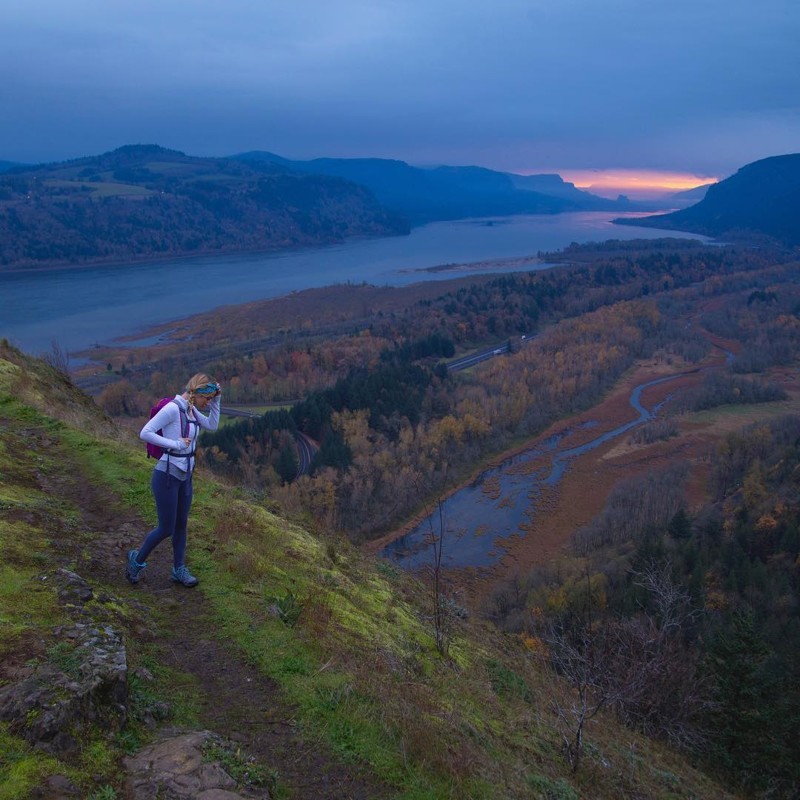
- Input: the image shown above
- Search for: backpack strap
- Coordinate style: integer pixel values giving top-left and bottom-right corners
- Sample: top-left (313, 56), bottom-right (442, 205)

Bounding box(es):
top-left (164, 400), bottom-right (196, 473)
top-left (172, 399), bottom-right (189, 438)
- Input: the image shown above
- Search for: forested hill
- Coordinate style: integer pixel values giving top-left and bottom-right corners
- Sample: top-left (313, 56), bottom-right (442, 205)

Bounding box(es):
top-left (617, 153), bottom-right (800, 246)
top-left (233, 151), bottom-right (648, 223)
top-left (0, 144), bottom-right (407, 270)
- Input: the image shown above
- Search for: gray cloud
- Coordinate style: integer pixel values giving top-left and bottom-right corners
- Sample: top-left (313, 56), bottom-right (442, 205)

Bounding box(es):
top-left (1, 0), bottom-right (798, 176)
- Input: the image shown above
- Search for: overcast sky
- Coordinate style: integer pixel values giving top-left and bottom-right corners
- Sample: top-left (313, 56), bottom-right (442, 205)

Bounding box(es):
top-left (2, 0), bottom-right (798, 194)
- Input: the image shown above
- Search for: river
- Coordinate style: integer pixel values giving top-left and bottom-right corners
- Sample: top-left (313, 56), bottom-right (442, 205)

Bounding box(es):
top-left (380, 373), bottom-right (685, 570)
top-left (0, 211), bottom-right (708, 356)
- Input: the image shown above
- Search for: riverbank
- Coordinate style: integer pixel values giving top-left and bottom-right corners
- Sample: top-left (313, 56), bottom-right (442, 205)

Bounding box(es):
top-left (2, 211), bottom-right (708, 356)
top-left (0, 228), bottom-right (411, 276)
top-left (403, 253), bottom-right (544, 274)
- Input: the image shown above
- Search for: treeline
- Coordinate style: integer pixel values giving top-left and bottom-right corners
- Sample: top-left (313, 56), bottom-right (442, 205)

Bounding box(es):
top-left (702, 283), bottom-right (800, 374)
top-left (0, 145), bottom-right (406, 268)
top-left (371, 244), bottom-right (775, 348)
top-left (94, 242), bottom-right (776, 406)
top-left (293, 332), bottom-right (454, 438)
top-left (294, 362), bottom-right (442, 441)
top-left (200, 333), bottom-right (454, 486)
top-left (379, 331), bottom-right (455, 364)
top-left (672, 370), bottom-right (788, 413)
top-left (487, 415), bottom-right (800, 796)
top-left (629, 417), bottom-right (679, 445)
top-left (202, 410), bottom-right (299, 485)
top-left (572, 462), bottom-right (690, 554)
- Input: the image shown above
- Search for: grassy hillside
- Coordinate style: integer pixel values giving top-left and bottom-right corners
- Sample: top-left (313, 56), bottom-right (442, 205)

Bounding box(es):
top-left (0, 340), bottom-right (737, 799)
top-left (0, 145), bottom-right (407, 270)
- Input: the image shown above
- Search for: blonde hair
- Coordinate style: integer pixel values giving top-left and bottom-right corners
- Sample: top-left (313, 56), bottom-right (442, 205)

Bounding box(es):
top-left (185, 373), bottom-right (216, 407)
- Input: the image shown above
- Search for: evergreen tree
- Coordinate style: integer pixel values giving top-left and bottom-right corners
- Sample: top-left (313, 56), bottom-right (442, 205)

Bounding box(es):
top-left (276, 444), bottom-right (299, 484)
top-left (668, 507), bottom-right (692, 539)
top-left (705, 610), bottom-right (781, 791)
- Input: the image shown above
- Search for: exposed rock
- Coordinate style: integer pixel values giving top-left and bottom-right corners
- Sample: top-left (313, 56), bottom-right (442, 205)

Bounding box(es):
top-left (51, 568), bottom-right (97, 607)
top-left (0, 572), bottom-right (128, 754)
top-left (30, 773), bottom-right (80, 799)
top-left (124, 730), bottom-right (270, 799)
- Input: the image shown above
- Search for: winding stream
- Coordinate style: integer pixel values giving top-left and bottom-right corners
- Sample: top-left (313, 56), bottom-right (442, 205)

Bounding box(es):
top-left (380, 372), bottom-right (687, 570)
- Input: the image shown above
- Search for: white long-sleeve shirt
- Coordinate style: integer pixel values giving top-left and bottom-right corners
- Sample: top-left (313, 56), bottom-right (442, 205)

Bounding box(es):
top-left (140, 394), bottom-right (220, 477)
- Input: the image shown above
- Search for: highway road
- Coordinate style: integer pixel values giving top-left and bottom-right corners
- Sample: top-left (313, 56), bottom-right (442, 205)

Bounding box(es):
top-left (446, 344), bottom-right (509, 371)
top-left (446, 334), bottom-right (534, 372)
top-left (220, 406), bottom-right (260, 418)
top-left (294, 431), bottom-right (317, 477)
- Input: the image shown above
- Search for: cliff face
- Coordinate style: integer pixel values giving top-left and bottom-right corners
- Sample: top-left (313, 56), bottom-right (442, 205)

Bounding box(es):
top-left (617, 153), bottom-right (800, 245)
top-left (0, 145), bottom-right (408, 270)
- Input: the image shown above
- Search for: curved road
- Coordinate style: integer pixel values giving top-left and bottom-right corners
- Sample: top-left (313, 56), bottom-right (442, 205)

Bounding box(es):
top-left (221, 406), bottom-right (318, 477)
top-left (294, 431), bottom-right (317, 477)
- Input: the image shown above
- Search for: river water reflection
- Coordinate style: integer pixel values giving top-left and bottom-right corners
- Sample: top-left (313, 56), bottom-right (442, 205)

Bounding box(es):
top-left (380, 373), bottom-right (682, 570)
top-left (0, 211), bottom-right (708, 355)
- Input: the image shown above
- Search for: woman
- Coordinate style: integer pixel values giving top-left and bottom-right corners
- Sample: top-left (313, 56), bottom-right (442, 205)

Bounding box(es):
top-left (126, 373), bottom-right (222, 587)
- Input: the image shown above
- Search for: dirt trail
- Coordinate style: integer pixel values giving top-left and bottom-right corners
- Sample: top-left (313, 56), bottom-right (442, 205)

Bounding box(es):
top-left (66, 466), bottom-right (394, 799)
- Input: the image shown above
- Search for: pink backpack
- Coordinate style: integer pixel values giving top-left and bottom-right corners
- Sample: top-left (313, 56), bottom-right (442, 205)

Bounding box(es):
top-left (146, 398), bottom-right (188, 459)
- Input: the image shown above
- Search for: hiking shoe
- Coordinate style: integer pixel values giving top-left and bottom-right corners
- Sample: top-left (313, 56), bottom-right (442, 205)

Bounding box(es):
top-left (171, 564), bottom-right (199, 588)
top-left (125, 550), bottom-right (147, 584)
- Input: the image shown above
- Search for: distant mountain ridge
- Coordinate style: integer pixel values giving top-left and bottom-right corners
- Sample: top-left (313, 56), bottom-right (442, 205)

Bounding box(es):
top-left (669, 183), bottom-right (714, 202)
top-left (505, 171), bottom-right (624, 208)
top-left (233, 151), bottom-right (648, 223)
top-left (616, 154), bottom-right (800, 245)
top-left (0, 145), bottom-right (406, 269)
top-left (3, 144), bottom-right (796, 270)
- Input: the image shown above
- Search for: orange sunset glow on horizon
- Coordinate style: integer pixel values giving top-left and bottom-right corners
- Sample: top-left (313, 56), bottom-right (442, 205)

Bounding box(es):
top-left (555, 168), bottom-right (719, 199)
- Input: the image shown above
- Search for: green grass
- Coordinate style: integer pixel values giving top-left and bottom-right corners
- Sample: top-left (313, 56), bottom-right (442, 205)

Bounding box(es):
top-left (0, 725), bottom-right (125, 800)
top-left (0, 726), bottom-right (63, 800)
top-left (526, 773), bottom-right (580, 800)
top-left (202, 738), bottom-right (286, 797)
top-left (128, 643), bottom-right (204, 729)
top-left (86, 786), bottom-right (119, 800)
top-left (197, 558), bottom-right (454, 794)
top-left (0, 521), bottom-right (63, 652)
